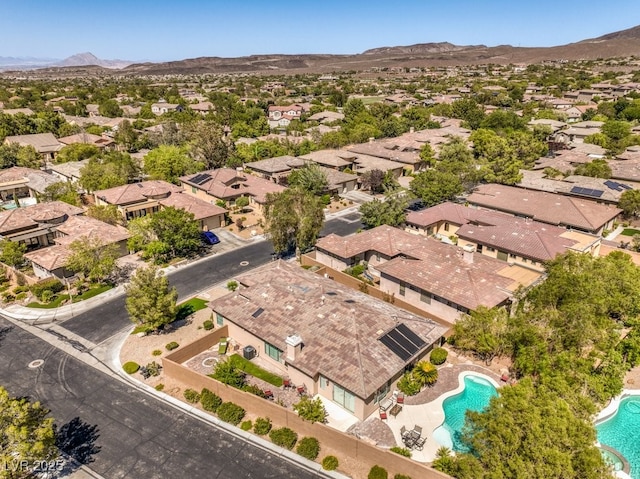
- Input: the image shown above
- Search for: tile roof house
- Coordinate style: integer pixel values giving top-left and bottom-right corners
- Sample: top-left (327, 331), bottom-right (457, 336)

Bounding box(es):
top-left (315, 225), bottom-right (541, 323)
top-left (179, 168), bottom-right (286, 211)
top-left (244, 155), bottom-right (307, 184)
top-left (267, 104), bottom-right (304, 128)
top-left (94, 180), bottom-right (227, 230)
top-left (0, 167), bottom-right (59, 206)
top-left (151, 101), bottom-right (184, 115)
top-left (57, 132), bottom-right (115, 149)
top-left (4, 133), bottom-right (62, 162)
top-left (0, 200), bottom-right (84, 251)
top-left (405, 202), bottom-right (601, 269)
top-left (48, 159), bottom-right (90, 186)
top-left (210, 260), bottom-right (448, 420)
top-left (24, 215), bottom-right (130, 279)
top-left (467, 184), bottom-right (621, 235)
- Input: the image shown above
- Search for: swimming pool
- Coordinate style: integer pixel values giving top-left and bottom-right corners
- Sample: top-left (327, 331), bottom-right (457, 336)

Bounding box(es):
top-left (597, 395), bottom-right (640, 478)
top-left (432, 374), bottom-right (498, 452)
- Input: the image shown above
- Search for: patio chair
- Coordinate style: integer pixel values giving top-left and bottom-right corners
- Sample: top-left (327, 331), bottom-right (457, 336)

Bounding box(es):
top-left (400, 425), bottom-right (409, 438)
top-left (414, 437), bottom-right (427, 451)
top-left (283, 378), bottom-right (292, 390)
top-left (296, 384), bottom-right (307, 396)
top-left (264, 390), bottom-right (274, 400)
top-left (379, 410), bottom-right (387, 420)
top-left (411, 425), bottom-right (422, 439)
top-left (396, 393), bottom-right (405, 405)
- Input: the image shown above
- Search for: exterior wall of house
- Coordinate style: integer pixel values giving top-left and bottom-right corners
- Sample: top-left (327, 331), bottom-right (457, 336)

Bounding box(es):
top-left (315, 249), bottom-right (350, 271)
top-left (200, 214), bottom-right (224, 231)
top-left (456, 238), bottom-right (545, 271)
top-left (379, 274), bottom-right (463, 323)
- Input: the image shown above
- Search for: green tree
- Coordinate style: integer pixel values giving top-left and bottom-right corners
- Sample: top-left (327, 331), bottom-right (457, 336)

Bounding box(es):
top-left (79, 151), bottom-right (140, 192)
top-left (359, 195), bottom-right (408, 228)
top-left (143, 145), bottom-right (203, 184)
top-left (41, 181), bottom-right (81, 206)
top-left (409, 170), bottom-right (463, 207)
top-left (0, 386), bottom-right (57, 479)
top-left (263, 188), bottom-right (324, 255)
top-left (86, 204), bottom-right (122, 226)
top-left (125, 265), bottom-right (178, 332)
top-left (452, 306), bottom-right (509, 365)
top-left (66, 236), bottom-right (120, 284)
top-left (55, 143), bottom-right (100, 164)
top-left (360, 169), bottom-right (386, 194)
top-left (185, 121), bottom-right (231, 169)
top-left (0, 239), bottom-right (26, 267)
top-left (287, 163), bottom-right (328, 195)
top-left (619, 189), bottom-right (640, 217)
top-left (574, 159), bottom-right (612, 179)
top-left (0, 143), bottom-right (40, 169)
top-left (293, 396), bottom-right (328, 424)
top-left (114, 119), bottom-right (139, 152)
top-left (98, 99), bottom-right (123, 118)
top-left (456, 379), bottom-right (611, 479)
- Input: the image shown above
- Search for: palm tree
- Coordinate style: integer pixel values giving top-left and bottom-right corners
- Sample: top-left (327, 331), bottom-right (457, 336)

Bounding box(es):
top-left (413, 360), bottom-right (438, 387)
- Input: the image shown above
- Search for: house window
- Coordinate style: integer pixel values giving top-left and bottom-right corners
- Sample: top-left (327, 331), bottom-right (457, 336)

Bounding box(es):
top-left (476, 244), bottom-right (483, 253)
top-left (333, 384), bottom-right (356, 413)
top-left (215, 313), bottom-right (224, 326)
top-left (487, 247), bottom-right (495, 252)
top-left (444, 222), bottom-right (450, 232)
top-left (509, 253), bottom-right (516, 259)
top-left (264, 342), bottom-right (281, 361)
top-left (420, 291), bottom-right (431, 304)
top-left (399, 282), bottom-right (406, 296)
top-left (320, 375), bottom-right (329, 389)
top-left (375, 382), bottom-right (389, 404)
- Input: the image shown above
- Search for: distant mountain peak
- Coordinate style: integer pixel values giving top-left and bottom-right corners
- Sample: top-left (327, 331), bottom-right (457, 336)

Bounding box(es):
top-left (55, 52), bottom-right (133, 69)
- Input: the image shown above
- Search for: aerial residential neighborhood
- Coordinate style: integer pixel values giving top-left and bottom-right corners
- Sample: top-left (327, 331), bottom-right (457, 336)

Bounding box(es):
top-left (2, 6), bottom-right (640, 479)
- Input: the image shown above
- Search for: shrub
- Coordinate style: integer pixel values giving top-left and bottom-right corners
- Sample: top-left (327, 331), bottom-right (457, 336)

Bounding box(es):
top-left (390, 446), bottom-right (412, 457)
top-left (12, 285), bottom-right (29, 294)
top-left (296, 437), bottom-right (320, 460)
top-left (165, 341), bottom-right (179, 351)
top-left (40, 290), bottom-right (54, 303)
top-left (397, 371), bottom-right (421, 396)
top-left (123, 361), bottom-right (140, 374)
top-left (394, 475), bottom-right (412, 479)
top-left (2, 293), bottom-right (14, 303)
top-left (293, 396), bottom-right (328, 424)
top-left (183, 388), bottom-right (201, 403)
top-left (241, 383), bottom-right (266, 398)
top-left (203, 320), bottom-right (214, 330)
top-left (210, 359), bottom-right (245, 388)
top-left (30, 278), bottom-right (64, 300)
top-left (269, 427), bottom-right (298, 450)
top-left (240, 420), bottom-right (253, 431)
top-left (322, 456), bottom-right (339, 471)
top-left (226, 280), bottom-right (238, 291)
top-left (217, 402), bottom-right (246, 425)
top-left (144, 361), bottom-right (161, 377)
top-left (413, 360), bottom-right (438, 386)
top-left (368, 465), bottom-right (388, 479)
top-left (320, 194), bottom-right (331, 206)
top-left (253, 417), bottom-right (272, 435)
top-left (430, 347), bottom-right (448, 365)
top-left (155, 383), bottom-right (165, 391)
top-left (152, 349), bottom-right (162, 356)
top-left (200, 389), bottom-right (222, 413)
top-left (15, 292), bottom-right (26, 301)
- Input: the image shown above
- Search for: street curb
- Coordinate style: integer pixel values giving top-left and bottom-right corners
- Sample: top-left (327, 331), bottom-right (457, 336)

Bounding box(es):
top-left (113, 361), bottom-right (347, 479)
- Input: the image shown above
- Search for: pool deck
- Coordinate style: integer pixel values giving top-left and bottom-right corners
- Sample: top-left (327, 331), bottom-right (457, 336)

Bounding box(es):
top-left (348, 362), bottom-right (502, 463)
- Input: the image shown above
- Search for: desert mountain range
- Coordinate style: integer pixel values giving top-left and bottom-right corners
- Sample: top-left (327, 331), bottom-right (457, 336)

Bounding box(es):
top-left (3, 24), bottom-right (640, 75)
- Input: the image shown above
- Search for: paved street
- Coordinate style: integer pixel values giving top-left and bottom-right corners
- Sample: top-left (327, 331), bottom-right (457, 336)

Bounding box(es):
top-left (0, 319), bottom-right (324, 479)
top-left (60, 214), bottom-right (361, 346)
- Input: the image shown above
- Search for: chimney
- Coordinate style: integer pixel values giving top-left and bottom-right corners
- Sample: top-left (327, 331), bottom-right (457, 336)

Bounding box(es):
top-left (409, 127), bottom-right (415, 133)
top-left (368, 137), bottom-right (375, 143)
top-left (462, 244), bottom-right (475, 264)
top-left (286, 334), bottom-right (303, 361)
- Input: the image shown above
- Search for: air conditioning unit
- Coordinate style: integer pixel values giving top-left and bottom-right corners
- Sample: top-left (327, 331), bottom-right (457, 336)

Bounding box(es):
top-left (243, 345), bottom-right (257, 360)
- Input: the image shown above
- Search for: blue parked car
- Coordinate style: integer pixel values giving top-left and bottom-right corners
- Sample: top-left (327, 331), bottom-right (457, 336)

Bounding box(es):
top-left (201, 231), bottom-right (220, 245)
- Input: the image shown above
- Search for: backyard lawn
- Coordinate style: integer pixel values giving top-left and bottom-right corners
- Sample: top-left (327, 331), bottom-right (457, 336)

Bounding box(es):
top-left (229, 353), bottom-right (284, 387)
top-left (621, 228), bottom-right (640, 236)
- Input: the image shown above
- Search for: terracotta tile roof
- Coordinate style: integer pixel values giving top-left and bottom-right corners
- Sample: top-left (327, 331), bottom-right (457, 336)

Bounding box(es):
top-left (244, 156), bottom-right (306, 174)
top-left (300, 150), bottom-right (357, 168)
top-left (179, 168), bottom-right (285, 204)
top-left (54, 215), bottom-right (130, 245)
top-left (158, 192), bottom-right (227, 220)
top-left (24, 245), bottom-right (70, 271)
top-left (94, 180), bottom-right (183, 206)
top-left (210, 261), bottom-right (447, 399)
top-left (467, 184), bottom-right (621, 232)
top-left (317, 225), bottom-right (532, 310)
top-left (0, 201), bottom-right (83, 235)
top-left (4, 133), bottom-right (62, 154)
top-left (57, 132), bottom-right (104, 146)
top-left (406, 202), bottom-right (512, 229)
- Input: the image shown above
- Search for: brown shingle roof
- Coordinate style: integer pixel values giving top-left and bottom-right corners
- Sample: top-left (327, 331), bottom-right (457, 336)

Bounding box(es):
top-left (4, 133), bottom-right (62, 154)
top-left (94, 180), bottom-right (182, 206)
top-left (180, 168), bottom-right (285, 203)
top-left (0, 201), bottom-right (83, 235)
top-left (467, 184), bottom-right (620, 232)
top-left (158, 192), bottom-right (227, 220)
top-left (210, 261), bottom-right (447, 399)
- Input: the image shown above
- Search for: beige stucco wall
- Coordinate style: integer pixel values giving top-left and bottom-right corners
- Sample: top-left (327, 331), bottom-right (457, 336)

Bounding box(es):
top-left (380, 275), bottom-right (462, 323)
top-left (315, 249), bottom-right (350, 271)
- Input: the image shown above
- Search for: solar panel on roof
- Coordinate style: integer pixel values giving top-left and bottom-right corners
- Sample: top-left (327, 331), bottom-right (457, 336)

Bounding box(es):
top-left (379, 334), bottom-right (412, 361)
top-left (251, 307), bottom-right (264, 318)
top-left (621, 183), bottom-right (632, 190)
top-left (570, 186), bottom-right (604, 198)
top-left (604, 180), bottom-right (622, 191)
top-left (396, 323), bottom-right (427, 349)
top-left (379, 323), bottom-right (426, 361)
top-left (190, 174), bottom-right (205, 184)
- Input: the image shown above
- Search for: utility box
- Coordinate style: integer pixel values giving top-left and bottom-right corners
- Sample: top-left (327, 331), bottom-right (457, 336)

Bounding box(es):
top-left (243, 345), bottom-right (257, 360)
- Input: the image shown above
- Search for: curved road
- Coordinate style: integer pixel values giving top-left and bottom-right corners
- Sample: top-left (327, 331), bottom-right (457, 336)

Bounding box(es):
top-left (0, 320), bottom-right (322, 479)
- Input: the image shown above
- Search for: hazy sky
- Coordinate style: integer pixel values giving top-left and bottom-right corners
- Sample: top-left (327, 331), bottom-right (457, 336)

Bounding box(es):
top-left (2, 0), bottom-right (639, 61)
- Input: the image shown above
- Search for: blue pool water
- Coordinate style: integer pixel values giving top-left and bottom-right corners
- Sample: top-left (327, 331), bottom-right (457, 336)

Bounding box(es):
top-left (432, 375), bottom-right (498, 452)
top-left (597, 396), bottom-right (640, 479)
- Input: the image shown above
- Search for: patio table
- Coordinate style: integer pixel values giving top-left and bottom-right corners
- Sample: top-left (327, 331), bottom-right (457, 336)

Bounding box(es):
top-left (389, 403), bottom-right (402, 417)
